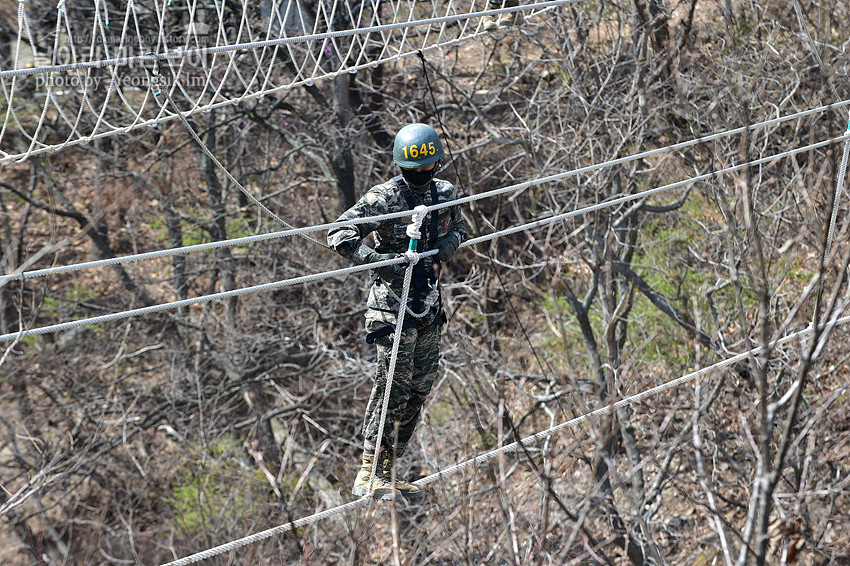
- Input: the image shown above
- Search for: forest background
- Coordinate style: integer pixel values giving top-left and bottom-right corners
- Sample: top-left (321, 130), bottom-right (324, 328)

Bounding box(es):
top-left (0, 0), bottom-right (849, 564)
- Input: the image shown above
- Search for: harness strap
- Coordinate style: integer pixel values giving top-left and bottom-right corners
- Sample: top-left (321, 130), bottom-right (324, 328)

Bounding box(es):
top-left (393, 176), bottom-right (442, 313)
top-left (394, 174), bottom-right (417, 209)
top-left (428, 180), bottom-right (440, 251)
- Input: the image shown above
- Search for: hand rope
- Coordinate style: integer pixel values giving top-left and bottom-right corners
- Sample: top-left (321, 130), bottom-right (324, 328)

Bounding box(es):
top-left (3, 102), bottom-right (847, 285)
top-left (0, 255), bottom-right (408, 343)
top-left (459, 130), bottom-right (850, 248)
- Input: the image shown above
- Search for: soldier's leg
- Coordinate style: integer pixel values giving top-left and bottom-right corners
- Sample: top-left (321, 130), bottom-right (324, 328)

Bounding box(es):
top-left (361, 324), bottom-right (417, 458)
top-left (394, 321), bottom-right (441, 453)
top-left (380, 321), bottom-right (441, 499)
top-left (353, 323), bottom-right (417, 500)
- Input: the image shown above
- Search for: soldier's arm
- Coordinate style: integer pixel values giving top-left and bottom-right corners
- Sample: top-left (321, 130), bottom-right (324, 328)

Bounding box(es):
top-left (327, 188), bottom-right (386, 264)
top-left (444, 185), bottom-right (469, 250)
top-left (448, 196), bottom-right (468, 246)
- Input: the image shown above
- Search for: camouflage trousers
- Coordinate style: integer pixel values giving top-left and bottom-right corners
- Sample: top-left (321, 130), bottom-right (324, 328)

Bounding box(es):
top-left (362, 313), bottom-right (442, 458)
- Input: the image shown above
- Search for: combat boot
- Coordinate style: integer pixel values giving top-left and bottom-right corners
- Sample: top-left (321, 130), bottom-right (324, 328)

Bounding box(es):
top-left (352, 453), bottom-right (402, 501)
top-left (382, 452), bottom-right (424, 499)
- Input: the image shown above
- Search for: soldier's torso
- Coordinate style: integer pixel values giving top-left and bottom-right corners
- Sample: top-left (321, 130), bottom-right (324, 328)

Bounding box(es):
top-left (369, 178), bottom-right (455, 255)
top-left (365, 178), bottom-right (456, 322)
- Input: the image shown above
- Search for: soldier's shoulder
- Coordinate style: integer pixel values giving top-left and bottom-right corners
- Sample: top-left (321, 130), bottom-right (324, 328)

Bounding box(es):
top-left (434, 178), bottom-right (459, 200)
top-left (357, 180), bottom-right (399, 208)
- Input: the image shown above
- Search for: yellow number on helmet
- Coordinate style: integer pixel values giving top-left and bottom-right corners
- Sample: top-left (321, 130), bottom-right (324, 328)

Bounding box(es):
top-left (409, 144), bottom-right (419, 158)
top-left (420, 143), bottom-right (427, 156)
top-left (428, 142), bottom-right (436, 154)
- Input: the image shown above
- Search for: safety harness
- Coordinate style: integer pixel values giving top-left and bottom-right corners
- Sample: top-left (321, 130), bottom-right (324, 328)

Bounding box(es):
top-left (364, 176), bottom-right (446, 344)
top-left (395, 175), bottom-right (441, 313)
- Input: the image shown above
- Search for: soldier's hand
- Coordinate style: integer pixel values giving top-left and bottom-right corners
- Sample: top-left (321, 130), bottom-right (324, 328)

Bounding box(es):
top-left (369, 252), bottom-right (407, 281)
top-left (434, 234), bottom-right (460, 262)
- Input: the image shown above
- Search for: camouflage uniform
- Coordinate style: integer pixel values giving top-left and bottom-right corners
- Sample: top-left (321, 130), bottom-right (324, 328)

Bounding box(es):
top-left (327, 176), bottom-right (467, 458)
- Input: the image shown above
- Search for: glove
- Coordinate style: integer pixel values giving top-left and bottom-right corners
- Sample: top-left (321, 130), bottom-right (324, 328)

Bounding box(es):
top-left (369, 252), bottom-right (407, 281)
top-left (433, 234), bottom-right (459, 262)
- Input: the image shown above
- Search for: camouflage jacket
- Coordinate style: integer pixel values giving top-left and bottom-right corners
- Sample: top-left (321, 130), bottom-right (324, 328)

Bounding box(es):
top-left (327, 176), bottom-right (468, 318)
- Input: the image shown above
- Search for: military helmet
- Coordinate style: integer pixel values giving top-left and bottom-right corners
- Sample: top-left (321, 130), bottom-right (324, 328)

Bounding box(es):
top-left (393, 123), bottom-right (444, 168)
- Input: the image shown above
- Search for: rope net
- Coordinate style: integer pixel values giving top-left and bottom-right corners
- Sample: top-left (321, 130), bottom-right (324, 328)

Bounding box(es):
top-left (0, 0), bottom-right (566, 164)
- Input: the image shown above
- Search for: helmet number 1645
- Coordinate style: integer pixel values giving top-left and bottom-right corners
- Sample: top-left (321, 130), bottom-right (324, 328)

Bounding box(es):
top-left (402, 142), bottom-right (437, 160)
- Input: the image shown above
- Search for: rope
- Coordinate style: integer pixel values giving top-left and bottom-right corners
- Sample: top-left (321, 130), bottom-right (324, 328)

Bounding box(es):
top-left (4, 130), bottom-right (849, 341)
top-left (415, 314), bottom-right (850, 485)
top-left (0, 229), bottom-right (323, 287)
top-left (162, 497), bottom-right (371, 566)
top-left (0, 254), bottom-right (415, 343)
top-left (384, 282), bottom-right (441, 318)
top-left (461, 130), bottom-right (850, 248)
top-left (3, 101), bottom-right (846, 285)
top-left (830, 118), bottom-right (850, 253)
top-left (160, 314), bottom-right (850, 566)
top-left (789, 0), bottom-right (849, 256)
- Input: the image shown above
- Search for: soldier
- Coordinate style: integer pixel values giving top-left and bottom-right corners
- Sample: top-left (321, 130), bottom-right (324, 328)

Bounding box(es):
top-left (327, 123), bottom-right (468, 500)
